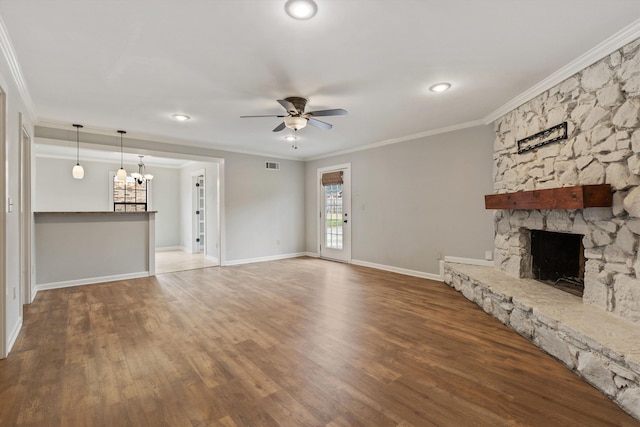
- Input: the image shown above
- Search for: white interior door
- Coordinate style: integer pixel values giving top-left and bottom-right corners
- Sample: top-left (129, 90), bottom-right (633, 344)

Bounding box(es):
top-left (192, 173), bottom-right (205, 254)
top-left (319, 165), bottom-right (351, 262)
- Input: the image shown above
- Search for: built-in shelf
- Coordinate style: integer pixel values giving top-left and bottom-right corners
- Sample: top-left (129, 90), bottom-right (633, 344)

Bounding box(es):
top-left (485, 184), bottom-right (612, 210)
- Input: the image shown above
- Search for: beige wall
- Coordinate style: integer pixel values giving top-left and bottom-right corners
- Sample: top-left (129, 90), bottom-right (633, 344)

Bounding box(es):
top-left (305, 125), bottom-right (496, 275)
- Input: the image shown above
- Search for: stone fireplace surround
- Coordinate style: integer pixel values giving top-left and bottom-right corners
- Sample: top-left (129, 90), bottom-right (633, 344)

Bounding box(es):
top-left (445, 38), bottom-right (640, 419)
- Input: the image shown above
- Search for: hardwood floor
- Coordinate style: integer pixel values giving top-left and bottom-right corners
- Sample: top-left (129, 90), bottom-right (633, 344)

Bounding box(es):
top-left (1, 257), bottom-right (637, 426)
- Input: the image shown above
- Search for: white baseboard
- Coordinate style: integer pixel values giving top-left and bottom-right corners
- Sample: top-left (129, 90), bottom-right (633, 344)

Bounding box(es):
top-left (6, 316), bottom-right (23, 354)
top-left (304, 252), bottom-right (320, 258)
top-left (30, 287), bottom-right (38, 303)
top-left (36, 271), bottom-right (150, 292)
top-left (223, 252), bottom-right (307, 266)
top-left (351, 259), bottom-right (443, 282)
top-left (444, 256), bottom-right (494, 267)
top-left (155, 246), bottom-right (182, 252)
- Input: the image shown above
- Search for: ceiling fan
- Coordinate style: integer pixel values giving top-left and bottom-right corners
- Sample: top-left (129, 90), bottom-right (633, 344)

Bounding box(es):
top-left (240, 96), bottom-right (348, 132)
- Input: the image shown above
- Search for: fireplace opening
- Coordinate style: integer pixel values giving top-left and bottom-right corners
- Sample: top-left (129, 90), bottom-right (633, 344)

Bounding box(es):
top-left (530, 230), bottom-right (585, 297)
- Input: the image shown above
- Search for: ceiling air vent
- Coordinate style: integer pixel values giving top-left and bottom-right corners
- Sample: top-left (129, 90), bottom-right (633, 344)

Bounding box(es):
top-left (265, 161), bottom-right (280, 170)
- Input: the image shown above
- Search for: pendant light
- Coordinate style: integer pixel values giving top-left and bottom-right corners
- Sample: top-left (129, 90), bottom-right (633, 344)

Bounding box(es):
top-left (116, 130), bottom-right (127, 182)
top-left (71, 124), bottom-right (84, 179)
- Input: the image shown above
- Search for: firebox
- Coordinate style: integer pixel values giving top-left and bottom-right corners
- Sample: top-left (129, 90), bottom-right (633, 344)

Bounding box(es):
top-left (530, 230), bottom-right (585, 297)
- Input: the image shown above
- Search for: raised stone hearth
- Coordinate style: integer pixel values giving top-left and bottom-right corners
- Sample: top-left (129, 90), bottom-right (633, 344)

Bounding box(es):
top-left (444, 263), bottom-right (640, 420)
top-left (445, 37), bottom-right (640, 420)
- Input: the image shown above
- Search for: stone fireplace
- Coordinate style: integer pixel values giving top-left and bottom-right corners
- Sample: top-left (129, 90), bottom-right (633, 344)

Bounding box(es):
top-left (445, 37), bottom-right (640, 420)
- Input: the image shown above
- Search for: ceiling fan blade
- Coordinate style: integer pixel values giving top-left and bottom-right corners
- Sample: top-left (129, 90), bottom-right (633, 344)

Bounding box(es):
top-left (277, 99), bottom-right (299, 115)
top-left (272, 122), bottom-right (286, 132)
top-left (306, 108), bottom-right (348, 117)
top-left (240, 115), bottom-right (287, 118)
top-left (307, 118), bottom-right (333, 130)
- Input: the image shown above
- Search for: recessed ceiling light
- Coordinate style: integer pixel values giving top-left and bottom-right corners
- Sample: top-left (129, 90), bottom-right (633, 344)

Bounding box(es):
top-left (284, 0), bottom-right (318, 20)
top-left (429, 82), bottom-right (452, 93)
top-left (284, 135), bottom-right (297, 142)
top-left (172, 114), bottom-right (191, 121)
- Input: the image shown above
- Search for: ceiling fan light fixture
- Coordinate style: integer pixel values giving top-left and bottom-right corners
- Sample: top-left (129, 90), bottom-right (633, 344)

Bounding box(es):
top-left (284, 134), bottom-right (297, 142)
top-left (429, 82), bottom-right (452, 93)
top-left (284, 116), bottom-right (307, 131)
top-left (284, 0), bottom-right (317, 20)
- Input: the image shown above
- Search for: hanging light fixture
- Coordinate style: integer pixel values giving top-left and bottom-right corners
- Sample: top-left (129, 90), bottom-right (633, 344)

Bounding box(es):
top-left (131, 155), bottom-right (154, 184)
top-left (71, 124), bottom-right (84, 179)
top-left (116, 130), bottom-right (127, 182)
top-left (284, 116), bottom-right (307, 131)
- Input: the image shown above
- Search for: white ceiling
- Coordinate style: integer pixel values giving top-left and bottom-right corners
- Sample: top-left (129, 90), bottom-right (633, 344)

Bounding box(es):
top-left (1, 1), bottom-right (640, 160)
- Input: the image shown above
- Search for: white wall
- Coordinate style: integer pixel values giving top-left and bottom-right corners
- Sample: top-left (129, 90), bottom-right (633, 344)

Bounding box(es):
top-left (305, 125), bottom-right (496, 276)
top-left (34, 156), bottom-right (181, 249)
top-left (149, 166), bottom-right (181, 249)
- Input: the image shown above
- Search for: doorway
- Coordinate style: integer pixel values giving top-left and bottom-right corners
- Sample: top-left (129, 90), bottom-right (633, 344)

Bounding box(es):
top-left (318, 164), bottom-right (351, 262)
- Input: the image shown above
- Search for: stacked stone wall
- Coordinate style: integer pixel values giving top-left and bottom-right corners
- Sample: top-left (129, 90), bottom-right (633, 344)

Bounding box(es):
top-left (493, 38), bottom-right (640, 323)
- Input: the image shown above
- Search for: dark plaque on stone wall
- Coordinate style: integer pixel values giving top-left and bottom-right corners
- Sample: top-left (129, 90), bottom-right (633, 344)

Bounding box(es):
top-left (517, 122), bottom-right (568, 154)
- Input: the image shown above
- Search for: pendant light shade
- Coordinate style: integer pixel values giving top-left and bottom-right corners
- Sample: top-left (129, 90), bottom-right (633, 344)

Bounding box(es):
top-left (117, 130), bottom-right (127, 181)
top-left (72, 124), bottom-right (84, 179)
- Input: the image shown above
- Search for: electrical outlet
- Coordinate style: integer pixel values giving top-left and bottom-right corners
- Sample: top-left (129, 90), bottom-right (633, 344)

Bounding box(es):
top-left (436, 251), bottom-right (443, 260)
top-left (485, 250), bottom-right (493, 261)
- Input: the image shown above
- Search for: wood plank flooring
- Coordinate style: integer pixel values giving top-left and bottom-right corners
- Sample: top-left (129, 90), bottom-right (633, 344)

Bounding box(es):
top-left (1, 257), bottom-right (637, 426)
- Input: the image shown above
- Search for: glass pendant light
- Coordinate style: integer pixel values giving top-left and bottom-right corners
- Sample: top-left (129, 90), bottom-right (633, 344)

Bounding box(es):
top-left (116, 130), bottom-right (127, 182)
top-left (72, 123), bottom-right (84, 179)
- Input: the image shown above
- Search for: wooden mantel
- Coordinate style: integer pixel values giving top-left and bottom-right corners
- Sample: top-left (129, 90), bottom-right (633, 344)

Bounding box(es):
top-left (485, 184), bottom-right (612, 210)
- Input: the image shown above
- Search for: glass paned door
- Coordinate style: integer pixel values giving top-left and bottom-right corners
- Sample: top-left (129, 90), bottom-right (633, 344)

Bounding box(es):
top-left (319, 166), bottom-right (351, 262)
top-left (324, 184), bottom-right (343, 250)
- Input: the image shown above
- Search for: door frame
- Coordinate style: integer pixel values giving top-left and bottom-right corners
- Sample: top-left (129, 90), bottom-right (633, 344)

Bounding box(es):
top-left (18, 116), bottom-right (32, 307)
top-left (317, 163), bottom-right (351, 262)
top-left (0, 87), bottom-right (5, 358)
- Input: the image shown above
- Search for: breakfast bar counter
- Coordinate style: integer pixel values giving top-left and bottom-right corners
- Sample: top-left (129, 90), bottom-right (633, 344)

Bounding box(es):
top-left (34, 211), bottom-right (156, 290)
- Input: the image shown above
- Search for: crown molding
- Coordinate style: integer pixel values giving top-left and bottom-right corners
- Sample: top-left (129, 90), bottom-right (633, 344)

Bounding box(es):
top-left (0, 16), bottom-right (36, 122)
top-left (484, 18), bottom-right (640, 125)
top-left (304, 119), bottom-right (486, 161)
